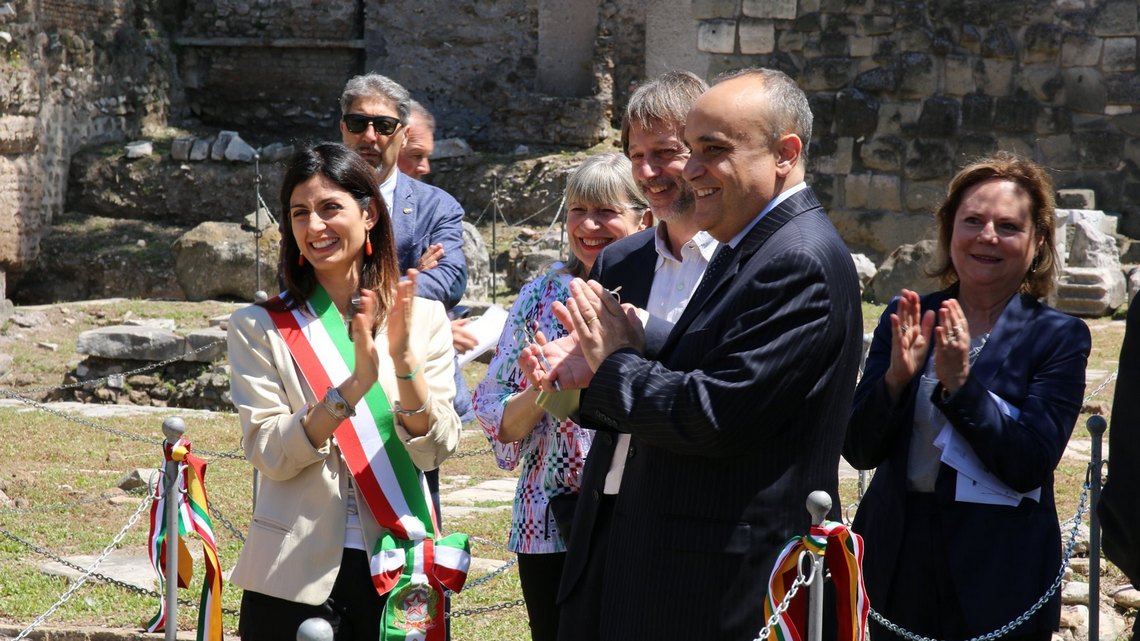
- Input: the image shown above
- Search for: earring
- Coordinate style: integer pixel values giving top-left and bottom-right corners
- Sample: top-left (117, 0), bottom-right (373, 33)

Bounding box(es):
top-left (365, 239), bottom-right (373, 256)
top-left (298, 254), bottom-right (305, 266)
top-left (1030, 253), bottom-right (1041, 272)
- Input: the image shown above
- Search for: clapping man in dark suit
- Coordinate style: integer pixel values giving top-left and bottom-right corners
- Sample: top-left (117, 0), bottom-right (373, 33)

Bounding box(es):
top-left (555, 70), bottom-right (715, 641)
top-left (523, 68), bottom-right (863, 640)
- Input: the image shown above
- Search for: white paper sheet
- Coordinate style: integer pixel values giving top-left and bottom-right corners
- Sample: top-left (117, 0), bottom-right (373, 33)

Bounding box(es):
top-left (933, 391), bottom-right (1041, 507)
top-left (456, 304), bottom-right (509, 367)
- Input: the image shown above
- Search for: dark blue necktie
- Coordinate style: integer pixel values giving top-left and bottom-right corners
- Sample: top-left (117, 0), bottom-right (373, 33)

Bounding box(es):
top-left (691, 244), bottom-right (735, 306)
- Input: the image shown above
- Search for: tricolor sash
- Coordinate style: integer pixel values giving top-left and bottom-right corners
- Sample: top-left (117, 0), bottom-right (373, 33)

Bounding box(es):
top-left (145, 438), bottom-right (223, 641)
top-left (764, 520), bottom-right (869, 641)
top-left (266, 287), bottom-right (469, 640)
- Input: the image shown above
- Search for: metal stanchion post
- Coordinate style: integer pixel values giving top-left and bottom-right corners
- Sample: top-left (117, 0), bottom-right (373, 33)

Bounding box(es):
top-left (1088, 414), bottom-right (1107, 641)
top-left (297, 617), bottom-right (334, 641)
top-left (806, 491), bottom-right (832, 641)
top-left (161, 416), bottom-right (187, 641)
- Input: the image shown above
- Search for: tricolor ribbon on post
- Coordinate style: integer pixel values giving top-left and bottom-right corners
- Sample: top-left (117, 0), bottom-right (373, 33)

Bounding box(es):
top-left (145, 438), bottom-right (223, 641)
top-left (268, 287), bottom-right (470, 641)
top-left (764, 520), bottom-right (869, 641)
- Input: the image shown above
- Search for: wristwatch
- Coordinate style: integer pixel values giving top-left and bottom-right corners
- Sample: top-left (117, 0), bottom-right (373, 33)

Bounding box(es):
top-left (322, 386), bottom-right (356, 420)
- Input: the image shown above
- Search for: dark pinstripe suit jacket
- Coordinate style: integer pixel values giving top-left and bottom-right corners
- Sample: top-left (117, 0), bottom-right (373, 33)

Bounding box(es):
top-left (571, 186), bottom-right (863, 640)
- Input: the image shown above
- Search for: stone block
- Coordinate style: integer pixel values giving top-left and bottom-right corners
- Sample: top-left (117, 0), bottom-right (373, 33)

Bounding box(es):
top-left (1059, 605), bottom-right (1088, 631)
top-left (1058, 190), bottom-right (1096, 210)
top-left (860, 135), bottom-right (906, 172)
top-left (778, 28), bottom-right (806, 52)
top-left (692, 0), bottom-right (739, 19)
top-left (800, 0), bottom-right (820, 11)
top-left (1062, 581), bottom-right (1091, 605)
top-left (978, 58), bottom-right (1014, 97)
top-left (1103, 37), bottom-right (1137, 72)
top-left (77, 326), bottom-right (187, 361)
top-left (171, 137), bottom-right (195, 161)
top-left (1076, 130), bottom-right (1125, 170)
top-left (1023, 23), bottom-right (1064, 64)
top-left (849, 35), bottom-right (873, 57)
top-left (223, 134), bottom-right (257, 162)
top-left (993, 95), bottom-right (1038, 133)
top-left (905, 180), bottom-right (946, 213)
top-left (124, 141), bottom-right (153, 159)
top-left (1063, 68), bottom-right (1107, 115)
top-left (1020, 65), bottom-right (1064, 102)
top-left (190, 139), bottom-right (211, 161)
top-left (742, 0), bottom-right (795, 19)
top-left (1037, 106), bottom-right (1073, 135)
top-left (697, 19), bottom-right (736, 54)
top-left (904, 139), bottom-right (952, 180)
top-left (173, 221), bottom-right (280, 301)
top-left (802, 57), bottom-right (857, 91)
top-left (955, 133), bottom-right (997, 167)
top-left (1106, 72), bottom-right (1140, 104)
top-left (1112, 586), bottom-right (1140, 609)
top-left (1094, 0), bottom-right (1139, 37)
top-left (851, 253), bottom-right (876, 292)
top-left (185, 328), bottom-right (228, 362)
top-left (859, 14), bottom-right (894, 36)
top-left (834, 88), bottom-right (879, 137)
top-left (943, 55), bottom-right (975, 96)
top-left (866, 239), bottom-right (941, 304)
top-left (844, 174), bottom-right (870, 209)
top-left (996, 136), bottom-right (1034, 159)
top-left (1039, 135), bottom-right (1078, 170)
top-left (867, 174), bottom-right (901, 211)
top-left (982, 24), bottom-right (1016, 58)
top-left (916, 96), bottom-right (960, 137)
top-left (811, 135), bottom-right (853, 174)
top-left (898, 52), bottom-right (935, 98)
top-left (259, 142), bottom-right (295, 163)
top-left (211, 130), bottom-right (238, 161)
top-left (961, 94), bottom-right (994, 131)
top-left (876, 101), bottom-right (920, 134)
top-left (739, 19), bottom-right (775, 54)
top-left (1062, 33), bottom-right (1103, 67)
top-left (1053, 266), bottom-right (1127, 317)
top-left (854, 66), bottom-right (898, 93)
top-left (809, 93), bottom-right (836, 134)
top-left (0, 115), bottom-right (37, 154)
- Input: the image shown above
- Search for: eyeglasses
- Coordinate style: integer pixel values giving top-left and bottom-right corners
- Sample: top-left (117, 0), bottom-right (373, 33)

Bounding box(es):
top-left (342, 114), bottom-right (401, 136)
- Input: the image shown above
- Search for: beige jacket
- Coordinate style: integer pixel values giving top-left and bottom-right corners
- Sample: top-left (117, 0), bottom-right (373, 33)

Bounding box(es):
top-left (226, 296), bottom-right (460, 605)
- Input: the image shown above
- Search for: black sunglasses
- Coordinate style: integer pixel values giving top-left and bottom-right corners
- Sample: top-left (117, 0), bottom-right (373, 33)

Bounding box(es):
top-left (342, 113), bottom-right (401, 136)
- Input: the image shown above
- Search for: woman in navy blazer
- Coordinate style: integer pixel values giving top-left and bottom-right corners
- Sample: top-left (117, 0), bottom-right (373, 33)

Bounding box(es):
top-left (846, 153), bottom-right (1090, 641)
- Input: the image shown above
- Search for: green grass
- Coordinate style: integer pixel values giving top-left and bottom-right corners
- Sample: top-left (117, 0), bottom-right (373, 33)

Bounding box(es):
top-left (0, 298), bottom-right (1132, 638)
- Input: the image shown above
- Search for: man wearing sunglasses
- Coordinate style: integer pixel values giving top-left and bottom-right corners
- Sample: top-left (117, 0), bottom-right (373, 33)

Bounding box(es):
top-left (338, 75), bottom-right (474, 568)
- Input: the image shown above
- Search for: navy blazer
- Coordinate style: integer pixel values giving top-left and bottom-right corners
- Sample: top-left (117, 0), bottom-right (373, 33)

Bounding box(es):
top-left (846, 288), bottom-right (1090, 636)
top-left (558, 227), bottom-right (657, 602)
top-left (390, 172), bottom-right (468, 309)
top-left (573, 187), bottom-right (863, 640)
top-left (1101, 293), bottom-right (1140, 586)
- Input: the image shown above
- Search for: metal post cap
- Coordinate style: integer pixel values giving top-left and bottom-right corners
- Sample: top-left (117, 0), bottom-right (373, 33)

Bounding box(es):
top-left (254, 290), bottom-right (269, 303)
top-left (1087, 414), bottom-right (1107, 436)
top-left (161, 416), bottom-right (187, 443)
top-left (806, 490), bottom-right (833, 524)
top-left (297, 617), bottom-right (334, 641)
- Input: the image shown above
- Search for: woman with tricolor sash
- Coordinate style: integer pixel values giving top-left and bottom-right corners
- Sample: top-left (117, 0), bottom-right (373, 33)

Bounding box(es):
top-left (227, 143), bottom-right (465, 640)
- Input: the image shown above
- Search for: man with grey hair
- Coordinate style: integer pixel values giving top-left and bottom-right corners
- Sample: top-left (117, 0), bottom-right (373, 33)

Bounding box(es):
top-left (555, 70), bottom-right (717, 641)
top-left (397, 100), bottom-right (435, 180)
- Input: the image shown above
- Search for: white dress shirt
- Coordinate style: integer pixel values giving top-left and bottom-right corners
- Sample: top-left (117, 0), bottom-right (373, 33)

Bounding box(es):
top-left (603, 224), bottom-right (718, 494)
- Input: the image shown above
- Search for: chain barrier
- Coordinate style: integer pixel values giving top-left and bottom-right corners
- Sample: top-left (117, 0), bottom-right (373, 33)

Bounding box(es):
top-left (449, 598), bottom-right (527, 618)
top-left (0, 387), bottom-right (245, 461)
top-left (208, 500), bottom-right (247, 544)
top-left (449, 446), bottom-right (492, 460)
top-left (1084, 370), bottom-right (1116, 403)
top-left (870, 466), bottom-right (1093, 641)
top-left (4, 338), bottom-right (226, 396)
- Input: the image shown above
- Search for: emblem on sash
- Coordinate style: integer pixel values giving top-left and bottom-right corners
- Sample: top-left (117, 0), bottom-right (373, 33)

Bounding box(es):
top-left (392, 583), bottom-right (439, 632)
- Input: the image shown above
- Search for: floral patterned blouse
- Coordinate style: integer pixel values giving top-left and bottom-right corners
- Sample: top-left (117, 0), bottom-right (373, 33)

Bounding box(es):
top-left (472, 267), bottom-right (593, 554)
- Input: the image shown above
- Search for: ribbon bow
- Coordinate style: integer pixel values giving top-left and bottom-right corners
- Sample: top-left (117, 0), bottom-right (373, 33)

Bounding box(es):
top-left (145, 438), bottom-right (223, 641)
top-left (764, 520), bottom-right (869, 641)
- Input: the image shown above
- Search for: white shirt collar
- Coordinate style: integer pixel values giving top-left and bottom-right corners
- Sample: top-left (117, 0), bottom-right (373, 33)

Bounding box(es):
top-left (378, 169), bottom-right (399, 213)
top-left (725, 181), bottom-right (808, 249)
top-left (652, 224), bottom-right (719, 268)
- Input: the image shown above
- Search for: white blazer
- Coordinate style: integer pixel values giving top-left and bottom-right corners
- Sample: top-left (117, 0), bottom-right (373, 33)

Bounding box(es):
top-left (226, 296), bottom-right (460, 605)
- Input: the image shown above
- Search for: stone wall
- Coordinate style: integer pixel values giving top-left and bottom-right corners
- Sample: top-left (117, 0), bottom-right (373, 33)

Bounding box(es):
top-left (646, 0), bottom-right (1140, 258)
top-left (0, 0), bottom-right (175, 278)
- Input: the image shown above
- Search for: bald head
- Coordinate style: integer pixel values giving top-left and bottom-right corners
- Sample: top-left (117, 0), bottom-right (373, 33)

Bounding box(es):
top-left (681, 70), bottom-right (810, 242)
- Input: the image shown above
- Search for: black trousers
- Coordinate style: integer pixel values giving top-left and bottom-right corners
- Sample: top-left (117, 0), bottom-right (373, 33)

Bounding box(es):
top-left (556, 493), bottom-right (615, 641)
top-left (239, 548), bottom-right (382, 641)
top-left (518, 551), bottom-right (567, 641)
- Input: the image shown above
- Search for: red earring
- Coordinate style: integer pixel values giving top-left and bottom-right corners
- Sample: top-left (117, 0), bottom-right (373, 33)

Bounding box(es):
top-left (297, 254), bottom-right (305, 266)
top-left (365, 239), bottom-right (373, 256)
